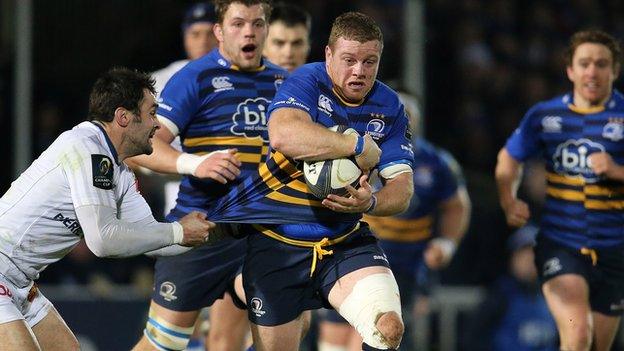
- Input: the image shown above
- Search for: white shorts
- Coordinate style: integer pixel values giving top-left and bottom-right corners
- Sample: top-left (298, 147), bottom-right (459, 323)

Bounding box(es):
top-left (0, 274), bottom-right (52, 327)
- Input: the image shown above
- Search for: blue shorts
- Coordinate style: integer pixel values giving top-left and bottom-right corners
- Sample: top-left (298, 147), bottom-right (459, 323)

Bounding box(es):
top-left (152, 236), bottom-right (246, 311)
top-left (243, 223), bottom-right (390, 326)
top-left (534, 235), bottom-right (624, 316)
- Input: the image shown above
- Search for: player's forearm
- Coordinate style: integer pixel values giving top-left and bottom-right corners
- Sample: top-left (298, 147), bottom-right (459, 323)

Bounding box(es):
top-left (268, 109), bottom-right (356, 161)
top-left (495, 148), bottom-right (523, 209)
top-left (438, 188), bottom-right (471, 243)
top-left (144, 244), bottom-right (192, 257)
top-left (368, 172), bottom-right (413, 216)
top-left (76, 204), bottom-right (183, 258)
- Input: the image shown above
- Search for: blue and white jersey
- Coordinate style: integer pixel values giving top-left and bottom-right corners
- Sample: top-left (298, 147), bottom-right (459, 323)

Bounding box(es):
top-left (209, 62), bottom-right (414, 240)
top-left (156, 48), bottom-right (288, 221)
top-left (505, 90), bottom-right (624, 249)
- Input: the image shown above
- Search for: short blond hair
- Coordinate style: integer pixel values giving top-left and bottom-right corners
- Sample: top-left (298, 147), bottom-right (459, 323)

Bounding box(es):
top-left (328, 12), bottom-right (383, 49)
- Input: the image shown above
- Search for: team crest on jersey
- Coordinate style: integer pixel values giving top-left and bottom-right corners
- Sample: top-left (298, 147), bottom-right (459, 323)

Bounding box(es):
top-left (366, 118), bottom-right (386, 140)
top-left (602, 118), bottom-right (624, 141)
top-left (91, 154), bottom-right (114, 190)
top-left (318, 94), bottom-right (333, 115)
top-left (212, 76), bottom-right (234, 92)
top-left (553, 139), bottom-right (605, 183)
top-left (541, 116), bottom-right (562, 133)
top-left (231, 97), bottom-right (271, 141)
top-left (274, 74), bottom-right (285, 91)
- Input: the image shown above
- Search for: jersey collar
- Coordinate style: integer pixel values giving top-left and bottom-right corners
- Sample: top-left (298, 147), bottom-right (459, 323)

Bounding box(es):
top-left (566, 89), bottom-right (622, 115)
top-left (90, 121), bottom-right (120, 165)
top-left (210, 48), bottom-right (266, 72)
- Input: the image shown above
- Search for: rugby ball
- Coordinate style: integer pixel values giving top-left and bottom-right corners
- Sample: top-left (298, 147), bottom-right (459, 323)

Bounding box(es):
top-left (303, 126), bottom-right (363, 199)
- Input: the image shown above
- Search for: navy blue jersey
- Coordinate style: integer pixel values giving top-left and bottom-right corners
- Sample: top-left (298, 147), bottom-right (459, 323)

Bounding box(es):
top-left (506, 90), bottom-right (624, 249)
top-left (365, 138), bottom-right (463, 243)
top-left (209, 62), bottom-right (414, 240)
top-left (156, 48), bottom-right (288, 220)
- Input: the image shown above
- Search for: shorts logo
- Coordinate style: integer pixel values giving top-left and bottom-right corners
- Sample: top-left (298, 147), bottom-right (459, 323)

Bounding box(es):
top-left (553, 139), bottom-right (605, 183)
top-left (250, 297), bottom-right (266, 317)
top-left (610, 299), bottom-right (624, 311)
top-left (373, 254), bottom-right (389, 263)
top-left (159, 282), bottom-right (178, 302)
top-left (318, 95), bottom-right (333, 115)
top-left (212, 76), bottom-right (234, 92)
top-left (0, 284), bottom-right (12, 298)
top-left (542, 257), bottom-right (562, 277)
top-left (231, 97), bottom-right (271, 141)
top-left (91, 154), bottom-right (114, 190)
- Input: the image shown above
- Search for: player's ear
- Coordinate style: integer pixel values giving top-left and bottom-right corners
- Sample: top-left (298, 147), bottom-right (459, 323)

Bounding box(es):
top-left (113, 107), bottom-right (130, 127)
top-left (214, 23), bottom-right (224, 43)
top-left (325, 45), bottom-right (332, 61)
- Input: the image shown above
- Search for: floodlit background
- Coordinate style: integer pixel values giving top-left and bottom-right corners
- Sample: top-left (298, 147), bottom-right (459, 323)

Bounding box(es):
top-left (2, 0), bottom-right (624, 350)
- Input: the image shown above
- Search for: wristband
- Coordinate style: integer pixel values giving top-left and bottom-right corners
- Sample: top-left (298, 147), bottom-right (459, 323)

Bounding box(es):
top-left (354, 135), bottom-right (365, 156)
top-left (365, 194), bottom-right (377, 214)
top-left (171, 222), bottom-right (184, 244)
top-left (176, 152), bottom-right (208, 175)
top-left (430, 237), bottom-right (457, 258)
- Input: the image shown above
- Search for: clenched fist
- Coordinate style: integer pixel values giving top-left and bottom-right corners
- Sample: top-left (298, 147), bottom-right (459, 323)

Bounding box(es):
top-left (178, 211), bottom-right (216, 246)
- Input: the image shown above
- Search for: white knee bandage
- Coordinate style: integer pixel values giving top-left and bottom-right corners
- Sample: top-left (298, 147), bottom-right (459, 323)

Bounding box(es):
top-left (337, 273), bottom-right (402, 349)
top-left (318, 341), bottom-right (348, 351)
top-left (143, 308), bottom-right (194, 351)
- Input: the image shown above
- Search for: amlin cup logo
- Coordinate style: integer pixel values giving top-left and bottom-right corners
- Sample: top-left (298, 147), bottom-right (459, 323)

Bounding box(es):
top-left (553, 138), bottom-right (605, 183)
top-left (231, 97), bottom-right (271, 141)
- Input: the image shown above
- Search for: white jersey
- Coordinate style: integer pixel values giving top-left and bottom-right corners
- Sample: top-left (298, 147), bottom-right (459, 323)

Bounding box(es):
top-left (0, 122), bottom-right (171, 286)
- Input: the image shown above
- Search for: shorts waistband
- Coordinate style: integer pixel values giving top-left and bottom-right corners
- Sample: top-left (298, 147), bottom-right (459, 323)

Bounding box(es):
top-left (252, 222), bottom-right (361, 277)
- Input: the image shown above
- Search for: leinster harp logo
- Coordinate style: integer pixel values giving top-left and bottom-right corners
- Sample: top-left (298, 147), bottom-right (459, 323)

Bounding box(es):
top-left (91, 154), bottom-right (114, 190)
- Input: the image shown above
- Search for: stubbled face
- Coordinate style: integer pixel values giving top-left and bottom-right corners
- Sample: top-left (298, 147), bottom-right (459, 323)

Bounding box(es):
top-left (566, 42), bottom-right (619, 107)
top-left (214, 3), bottom-right (268, 70)
top-left (325, 37), bottom-right (381, 103)
top-left (263, 21), bottom-right (310, 72)
top-left (184, 22), bottom-right (218, 60)
top-left (127, 89), bottom-right (159, 156)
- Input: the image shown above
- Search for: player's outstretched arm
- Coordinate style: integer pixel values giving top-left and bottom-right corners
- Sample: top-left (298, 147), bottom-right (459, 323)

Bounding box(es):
top-left (76, 205), bottom-right (213, 258)
top-left (126, 120), bottom-right (241, 182)
top-left (495, 147), bottom-right (530, 227)
top-left (268, 107), bottom-right (365, 161)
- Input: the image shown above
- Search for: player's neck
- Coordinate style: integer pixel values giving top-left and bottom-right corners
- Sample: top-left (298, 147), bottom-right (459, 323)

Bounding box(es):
top-left (572, 90), bottom-right (611, 109)
top-left (92, 120), bottom-right (122, 162)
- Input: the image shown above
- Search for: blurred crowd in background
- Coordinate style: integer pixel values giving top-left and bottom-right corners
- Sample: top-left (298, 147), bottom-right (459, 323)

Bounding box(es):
top-left (2, 0), bottom-right (624, 348)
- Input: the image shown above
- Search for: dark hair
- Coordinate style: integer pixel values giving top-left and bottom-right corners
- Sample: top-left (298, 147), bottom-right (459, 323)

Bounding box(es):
top-left (328, 12), bottom-right (383, 49)
top-left (213, 0), bottom-right (272, 24)
top-left (87, 67), bottom-right (155, 122)
top-left (565, 30), bottom-right (622, 69)
top-left (269, 3), bottom-right (311, 31)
